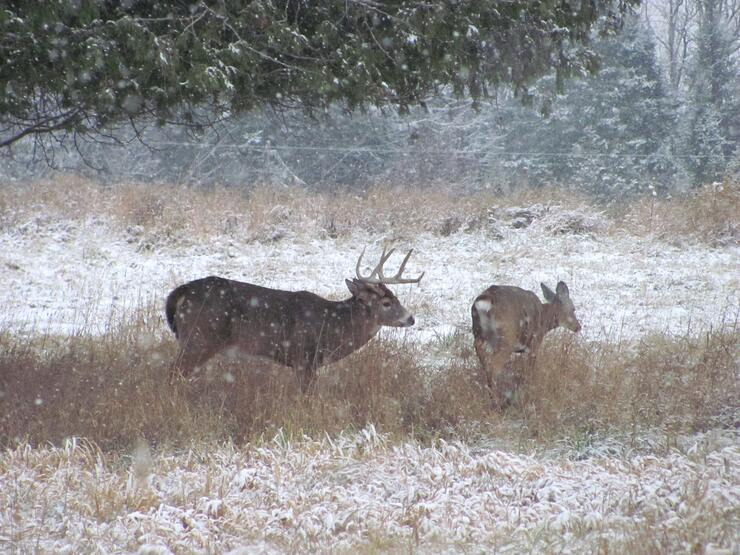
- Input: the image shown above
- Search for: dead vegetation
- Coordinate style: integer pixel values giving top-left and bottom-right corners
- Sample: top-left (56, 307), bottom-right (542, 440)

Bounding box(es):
top-left (2, 175), bottom-right (736, 245)
top-left (2, 420), bottom-right (735, 554)
top-left (1, 176), bottom-right (738, 452)
top-left (1, 306), bottom-right (736, 452)
top-left (618, 180), bottom-right (740, 246)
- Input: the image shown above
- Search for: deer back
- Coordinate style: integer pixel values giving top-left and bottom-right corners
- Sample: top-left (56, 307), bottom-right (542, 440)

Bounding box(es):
top-left (472, 285), bottom-right (548, 352)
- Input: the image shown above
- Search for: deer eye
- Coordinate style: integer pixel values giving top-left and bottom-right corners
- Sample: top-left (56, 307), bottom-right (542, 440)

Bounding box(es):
top-left (381, 299), bottom-right (392, 308)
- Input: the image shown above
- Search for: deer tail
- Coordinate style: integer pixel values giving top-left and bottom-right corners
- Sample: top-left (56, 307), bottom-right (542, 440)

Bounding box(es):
top-left (165, 288), bottom-right (181, 338)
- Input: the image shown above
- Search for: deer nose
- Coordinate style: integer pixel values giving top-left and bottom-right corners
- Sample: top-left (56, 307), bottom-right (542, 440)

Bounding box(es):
top-left (403, 315), bottom-right (415, 327)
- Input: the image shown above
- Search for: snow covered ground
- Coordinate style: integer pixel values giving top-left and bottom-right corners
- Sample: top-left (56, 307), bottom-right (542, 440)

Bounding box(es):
top-left (1, 213), bottom-right (738, 342)
top-left (1, 206), bottom-right (738, 553)
top-left (1, 427), bottom-right (737, 553)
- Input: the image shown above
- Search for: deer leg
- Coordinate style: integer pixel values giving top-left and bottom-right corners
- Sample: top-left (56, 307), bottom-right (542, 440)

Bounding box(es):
top-left (170, 337), bottom-right (223, 383)
top-left (289, 341), bottom-right (321, 394)
top-left (474, 338), bottom-right (512, 408)
top-left (292, 354), bottom-right (318, 394)
top-left (523, 351), bottom-right (537, 375)
top-left (474, 338), bottom-right (495, 390)
top-left (498, 354), bottom-right (529, 407)
top-left (295, 364), bottom-right (317, 393)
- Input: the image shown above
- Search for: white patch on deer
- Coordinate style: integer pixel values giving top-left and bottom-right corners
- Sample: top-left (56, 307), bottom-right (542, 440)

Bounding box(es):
top-left (474, 299), bottom-right (492, 315)
top-left (249, 297), bottom-right (259, 307)
top-left (474, 299), bottom-right (498, 332)
top-left (281, 341), bottom-right (291, 348)
top-left (175, 296), bottom-right (186, 309)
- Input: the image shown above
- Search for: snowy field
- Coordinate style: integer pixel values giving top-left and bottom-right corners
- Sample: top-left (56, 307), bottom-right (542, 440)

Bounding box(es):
top-left (1, 199), bottom-right (738, 553)
top-left (1, 211), bottom-right (738, 341)
top-left (1, 428), bottom-right (738, 554)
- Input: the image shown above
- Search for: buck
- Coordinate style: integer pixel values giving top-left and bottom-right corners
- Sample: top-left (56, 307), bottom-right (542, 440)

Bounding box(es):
top-left (471, 281), bottom-right (581, 406)
top-left (165, 247), bottom-right (424, 390)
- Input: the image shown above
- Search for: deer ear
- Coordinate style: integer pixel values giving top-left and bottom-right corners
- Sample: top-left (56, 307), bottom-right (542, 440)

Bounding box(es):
top-left (556, 281), bottom-right (570, 298)
top-left (541, 283), bottom-right (556, 303)
top-left (346, 279), bottom-right (375, 302)
top-left (346, 279), bottom-right (360, 296)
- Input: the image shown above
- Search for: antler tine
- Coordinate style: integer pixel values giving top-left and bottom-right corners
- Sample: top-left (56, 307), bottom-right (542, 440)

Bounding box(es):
top-left (393, 248), bottom-right (413, 278)
top-left (356, 246), bottom-right (394, 283)
top-left (375, 246), bottom-right (395, 279)
top-left (379, 248), bottom-right (425, 284)
top-left (356, 246), bottom-right (424, 285)
top-left (355, 246), bottom-right (370, 280)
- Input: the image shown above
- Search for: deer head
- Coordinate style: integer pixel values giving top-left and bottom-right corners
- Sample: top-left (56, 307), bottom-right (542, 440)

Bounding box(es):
top-left (346, 246), bottom-right (424, 328)
top-left (540, 281), bottom-right (581, 333)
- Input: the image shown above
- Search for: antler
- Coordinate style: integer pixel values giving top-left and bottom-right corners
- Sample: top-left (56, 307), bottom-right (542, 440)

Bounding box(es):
top-left (355, 246), bottom-right (425, 285)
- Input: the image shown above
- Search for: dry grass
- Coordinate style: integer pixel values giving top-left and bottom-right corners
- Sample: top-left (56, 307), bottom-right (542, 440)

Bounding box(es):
top-left (3, 174), bottom-right (737, 245)
top-left (0, 314), bottom-right (490, 450)
top-left (1, 176), bottom-right (737, 450)
top-left (618, 180), bottom-right (740, 246)
top-left (2, 424), bottom-right (735, 554)
top-left (1, 307), bottom-right (736, 452)
top-left (520, 327), bottom-right (739, 441)
top-left (0, 175), bottom-right (649, 234)
top-left (1, 176), bottom-right (737, 552)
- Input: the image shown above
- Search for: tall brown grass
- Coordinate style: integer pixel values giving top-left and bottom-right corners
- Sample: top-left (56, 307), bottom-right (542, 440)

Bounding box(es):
top-left (520, 327), bottom-right (739, 439)
top-left (5, 175), bottom-right (737, 245)
top-left (1, 307), bottom-right (736, 452)
top-left (618, 180), bottom-right (739, 246)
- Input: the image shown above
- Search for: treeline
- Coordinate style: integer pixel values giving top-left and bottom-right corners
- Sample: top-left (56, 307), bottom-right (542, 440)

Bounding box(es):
top-left (1, 2), bottom-right (737, 197)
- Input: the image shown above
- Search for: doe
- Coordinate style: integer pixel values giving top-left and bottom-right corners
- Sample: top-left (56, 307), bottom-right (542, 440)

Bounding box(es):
top-left (471, 281), bottom-right (581, 406)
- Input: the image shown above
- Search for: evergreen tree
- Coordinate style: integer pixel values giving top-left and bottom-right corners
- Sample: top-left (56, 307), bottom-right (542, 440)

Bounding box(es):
top-left (0, 0), bottom-right (639, 152)
top-left (681, 0), bottom-right (739, 184)
top-left (495, 17), bottom-right (682, 196)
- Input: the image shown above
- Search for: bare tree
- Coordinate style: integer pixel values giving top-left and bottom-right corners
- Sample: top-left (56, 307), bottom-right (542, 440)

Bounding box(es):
top-left (643, 0), bottom-right (699, 92)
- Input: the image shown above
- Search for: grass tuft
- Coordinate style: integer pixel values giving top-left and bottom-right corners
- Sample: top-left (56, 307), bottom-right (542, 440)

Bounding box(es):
top-left (1, 311), bottom-right (736, 451)
top-left (619, 180), bottom-right (739, 246)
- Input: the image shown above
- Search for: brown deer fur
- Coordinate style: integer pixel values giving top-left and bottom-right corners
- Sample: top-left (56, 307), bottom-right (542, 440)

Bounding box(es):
top-left (166, 248), bottom-right (422, 391)
top-left (471, 281), bottom-right (581, 406)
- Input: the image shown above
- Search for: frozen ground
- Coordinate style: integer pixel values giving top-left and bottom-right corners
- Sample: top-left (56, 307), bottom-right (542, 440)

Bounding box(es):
top-left (1, 427), bottom-right (737, 553)
top-left (1, 214), bottom-right (738, 341)
top-left (1, 211), bottom-right (738, 553)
